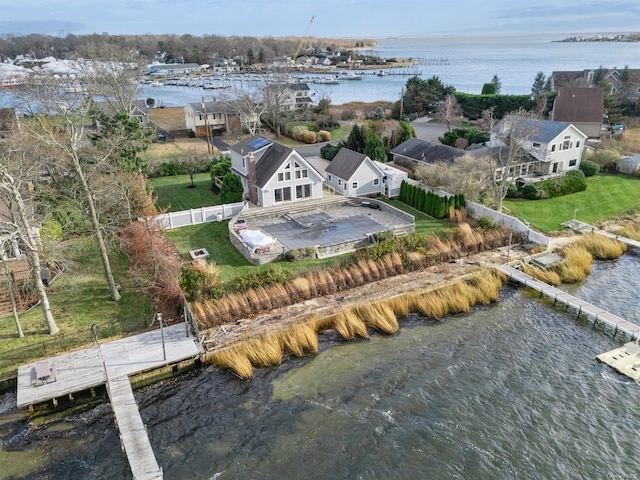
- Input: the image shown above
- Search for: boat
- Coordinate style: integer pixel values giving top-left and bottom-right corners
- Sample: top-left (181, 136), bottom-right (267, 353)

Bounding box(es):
top-left (0, 75), bottom-right (26, 88)
top-left (377, 70), bottom-right (389, 77)
top-left (341, 72), bottom-right (363, 80)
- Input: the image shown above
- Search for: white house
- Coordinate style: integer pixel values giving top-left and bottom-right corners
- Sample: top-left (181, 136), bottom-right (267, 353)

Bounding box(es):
top-left (490, 116), bottom-right (588, 178)
top-left (375, 161), bottom-right (409, 198)
top-left (324, 148), bottom-right (385, 197)
top-left (184, 101), bottom-right (259, 136)
top-left (229, 136), bottom-right (324, 207)
top-left (264, 83), bottom-right (312, 111)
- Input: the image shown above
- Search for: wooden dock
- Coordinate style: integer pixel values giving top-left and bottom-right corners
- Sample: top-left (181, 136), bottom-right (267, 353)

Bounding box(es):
top-left (497, 265), bottom-right (640, 340)
top-left (107, 373), bottom-right (163, 479)
top-left (16, 323), bottom-right (203, 479)
top-left (561, 219), bottom-right (640, 249)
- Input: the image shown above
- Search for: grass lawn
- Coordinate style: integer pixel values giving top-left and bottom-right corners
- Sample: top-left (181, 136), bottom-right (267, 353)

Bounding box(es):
top-left (150, 173), bottom-right (220, 212)
top-left (0, 238), bottom-right (153, 380)
top-left (381, 199), bottom-right (452, 236)
top-left (164, 221), bottom-right (343, 283)
top-left (503, 173), bottom-right (640, 233)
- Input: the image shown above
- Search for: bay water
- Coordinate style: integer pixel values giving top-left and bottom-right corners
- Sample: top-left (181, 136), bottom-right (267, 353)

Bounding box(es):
top-left (133, 33), bottom-right (640, 107)
top-left (1, 251), bottom-right (639, 479)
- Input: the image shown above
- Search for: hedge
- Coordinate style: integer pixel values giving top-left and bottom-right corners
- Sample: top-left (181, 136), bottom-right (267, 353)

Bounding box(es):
top-left (398, 180), bottom-right (465, 219)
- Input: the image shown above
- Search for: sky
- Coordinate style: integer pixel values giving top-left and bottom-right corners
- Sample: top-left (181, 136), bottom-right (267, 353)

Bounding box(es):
top-left (0, 0), bottom-right (639, 38)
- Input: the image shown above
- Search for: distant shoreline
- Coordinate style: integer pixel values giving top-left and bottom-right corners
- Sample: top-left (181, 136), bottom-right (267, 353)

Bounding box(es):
top-left (554, 33), bottom-right (640, 43)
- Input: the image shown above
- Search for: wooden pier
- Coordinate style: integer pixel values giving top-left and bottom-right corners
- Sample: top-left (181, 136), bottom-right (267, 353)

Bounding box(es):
top-left (497, 265), bottom-right (640, 340)
top-left (561, 219), bottom-right (640, 249)
top-left (16, 323), bottom-right (203, 479)
top-left (498, 264), bottom-right (640, 381)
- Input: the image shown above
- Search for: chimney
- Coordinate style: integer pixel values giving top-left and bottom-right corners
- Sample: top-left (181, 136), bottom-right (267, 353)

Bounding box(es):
top-left (247, 153), bottom-right (258, 205)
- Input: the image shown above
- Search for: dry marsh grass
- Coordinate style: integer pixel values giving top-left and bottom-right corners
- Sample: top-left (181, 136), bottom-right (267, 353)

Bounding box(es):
top-left (355, 303), bottom-right (399, 334)
top-left (205, 349), bottom-right (253, 379)
top-left (574, 233), bottom-right (627, 260)
top-left (556, 245), bottom-right (593, 283)
top-left (331, 310), bottom-right (370, 340)
top-left (522, 264), bottom-right (561, 286)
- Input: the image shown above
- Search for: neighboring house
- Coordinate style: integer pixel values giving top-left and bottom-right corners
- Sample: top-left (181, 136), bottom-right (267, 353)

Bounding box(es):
top-left (147, 63), bottom-right (208, 76)
top-left (229, 136), bottom-right (324, 207)
top-left (390, 138), bottom-right (466, 171)
top-left (0, 107), bottom-right (19, 138)
top-left (92, 100), bottom-right (150, 129)
top-left (375, 161), bottom-right (409, 198)
top-left (551, 87), bottom-right (604, 138)
top-left (184, 100), bottom-right (259, 136)
top-left (489, 116), bottom-right (587, 179)
top-left (265, 83), bottom-right (312, 111)
top-left (324, 148), bottom-right (384, 197)
top-left (550, 67), bottom-right (640, 104)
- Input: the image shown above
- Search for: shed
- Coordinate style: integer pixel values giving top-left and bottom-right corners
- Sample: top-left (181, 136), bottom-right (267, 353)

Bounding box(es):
top-left (618, 155), bottom-right (640, 175)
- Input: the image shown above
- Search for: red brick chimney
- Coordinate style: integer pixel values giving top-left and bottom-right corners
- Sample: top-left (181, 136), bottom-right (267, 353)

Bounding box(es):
top-left (247, 152), bottom-right (258, 205)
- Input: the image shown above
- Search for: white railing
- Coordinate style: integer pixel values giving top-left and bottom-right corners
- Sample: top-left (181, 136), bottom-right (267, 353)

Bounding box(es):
top-left (153, 202), bottom-right (245, 230)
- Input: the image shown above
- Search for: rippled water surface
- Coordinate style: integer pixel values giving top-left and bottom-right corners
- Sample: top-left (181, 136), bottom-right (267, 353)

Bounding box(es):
top-left (1, 253), bottom-right (639, 479)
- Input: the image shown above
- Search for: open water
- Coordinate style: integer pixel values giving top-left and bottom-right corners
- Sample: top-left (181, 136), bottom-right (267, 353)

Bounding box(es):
top-left (1, 251), bottom-right (640, 479)
top-left (132, 33), bottom-right (640, 107)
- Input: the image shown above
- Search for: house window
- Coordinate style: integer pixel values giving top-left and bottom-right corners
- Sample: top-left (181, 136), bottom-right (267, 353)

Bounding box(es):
top-left (373, 178), bottom-right (379, 186)
top-left (551, 145), bottom-right (556, 152)
top-left (576, 141), bottom-right (581, 148)
top-left (296, 184), bottom-right (311, 199)
top-left (274, 187), bottom-right (291, 202)
top-left (552, 162), bottom-right (559, 173)
top-left (328, 174), bottom-right (332, 181)
top-left (352, 182), bottom-right (358, 189)
top-left (277, 171), bottom-right (291, 182)
top-left (569, 159), bottom-right (577, 167)
top-left (338, 179), bottom-right (342, 186)
top-left (562, 140), bottom-right (570, 150)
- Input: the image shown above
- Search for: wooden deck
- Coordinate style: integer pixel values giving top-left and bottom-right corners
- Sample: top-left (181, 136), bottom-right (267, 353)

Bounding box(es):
top-left (107, 374), bottom-right (163, 479)
top-left (16, 322), bottom-right (203, 479)
top-left (561, 219), bottom-right (640, 249)
top-left (497, 265), bottom-right (640, 340)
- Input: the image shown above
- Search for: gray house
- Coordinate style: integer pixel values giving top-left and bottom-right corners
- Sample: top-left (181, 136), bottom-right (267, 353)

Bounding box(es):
top-left (390, 138), bottom-right (466, 171)
top-left (324, 148), bottom-right (384, 197)
top-left (551, 87), bottom-right (604, 138)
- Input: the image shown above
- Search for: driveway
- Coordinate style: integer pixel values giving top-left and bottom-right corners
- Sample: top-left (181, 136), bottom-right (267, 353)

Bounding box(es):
top-left (410, 116), bottom-right (449, 142)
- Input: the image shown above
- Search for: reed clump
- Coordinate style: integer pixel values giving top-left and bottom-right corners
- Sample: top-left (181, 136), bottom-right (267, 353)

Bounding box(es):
top-left (274, 323), bottom-right (319, 356)
top-left (522, 264), bottom-right (561, 286)
top-left (555, 244), bottom-right (593, 283)
top-left (331, 309), bottom-right (370, 340)
top-left (205, 348), bottom-right (253, 379)
top-left (574, 233), bottom-right (627, 260)
top-left (355, 303), bottom-right (399, 334)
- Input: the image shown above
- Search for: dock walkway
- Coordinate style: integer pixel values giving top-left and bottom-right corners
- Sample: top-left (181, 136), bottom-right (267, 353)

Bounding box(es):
top-left (497, 264), bottom-right (640, 340)
top-left (16, 323), bottom-right (203, 479)
top-left (561, 219), bottom-right (640, 249)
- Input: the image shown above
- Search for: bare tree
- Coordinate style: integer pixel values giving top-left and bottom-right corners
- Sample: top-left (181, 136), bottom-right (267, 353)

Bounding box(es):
top-left (439, 93), bottom-right (461, 132)
top-left (0, 139), bottom-right (59, 334)
top-left (484, 108), bottom-right (540, 212)
top-left (262, 74), bottom-right (293, 138)
top-left (414, 155), bottom-right (493, 202)
top-left (219, 89), bottom-right (266, 137)
top-left (1, 235), bottom-right (25, 337)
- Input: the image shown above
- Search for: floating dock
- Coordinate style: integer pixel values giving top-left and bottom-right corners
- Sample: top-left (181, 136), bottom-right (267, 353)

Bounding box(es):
top-left (17, 323), bottom-right (203, 479)
top-left (596, 342), bottom-right (640, 381)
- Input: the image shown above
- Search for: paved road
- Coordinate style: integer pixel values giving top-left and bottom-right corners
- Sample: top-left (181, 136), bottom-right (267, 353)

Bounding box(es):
top-left (410, 116), bottom-right (449, 141)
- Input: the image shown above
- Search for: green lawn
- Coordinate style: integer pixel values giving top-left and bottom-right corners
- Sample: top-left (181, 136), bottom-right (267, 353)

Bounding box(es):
top-left (164, 220), bottom-right (345, 283)
top-left (0, 238), bottom-right (153, 380)
top-left (504, 174), bottom-right (640, 233)
top-left (150, 173), bottom-right (220, 212)
top-left (381, 199), bottom-right (452, 236)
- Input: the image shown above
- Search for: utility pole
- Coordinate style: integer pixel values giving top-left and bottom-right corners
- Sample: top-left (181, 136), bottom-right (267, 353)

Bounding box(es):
top-left (399, 87), bottom-right (405, 120)
top-left (201, 97), bottom-right (212, 155)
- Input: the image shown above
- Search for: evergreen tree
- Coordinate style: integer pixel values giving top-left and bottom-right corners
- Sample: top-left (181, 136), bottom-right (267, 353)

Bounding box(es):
top-left (531, 71), bottom-right (548, 98)
top-left (220, 172), bottom-right (244, 203)
top-left (491, 75), bottom-right (502, 94)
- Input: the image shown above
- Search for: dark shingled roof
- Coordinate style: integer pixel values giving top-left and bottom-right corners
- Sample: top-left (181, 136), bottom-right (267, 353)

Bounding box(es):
top-left (324, 148), bottom-right (369, 179)
top-left (254, 142), bottom-right (293, 188)
top-left (493, 116), bottom-right (574, 143)
top-left (552, 87), bottom-right (604, 123)
top-left (229, 135), bottom-right (273, 155)
top-left (186, 100), bottom-right (237, 114)
top-left (390, 138), bottom-right (466, 165)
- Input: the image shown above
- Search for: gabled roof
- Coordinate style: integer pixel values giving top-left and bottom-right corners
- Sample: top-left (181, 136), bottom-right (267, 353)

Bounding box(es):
top-left (552, 87), bottom-right (604, 123)
top-left (493, 116), bottom-right (578, 143)
top-left (467, 145), bottom-right (538, 167)
top-left (325, 148), bottom-right (373, 180)
top-left (390, 138), bottom-right (466, 165)
top-left (229, 135), bottom-right (273, 155)
top-left (185, 100), bottom-right (237, 115)
top-left (254, 142), bottom-right (294, 188)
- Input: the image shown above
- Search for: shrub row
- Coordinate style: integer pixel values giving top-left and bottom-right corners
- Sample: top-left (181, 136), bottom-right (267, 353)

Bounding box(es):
top-left (521, 170), bottom-right (587, 200)
top-left (398, 180), bottom-right (465, 219)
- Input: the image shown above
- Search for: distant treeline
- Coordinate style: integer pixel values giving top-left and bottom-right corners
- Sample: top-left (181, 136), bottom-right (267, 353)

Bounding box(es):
top-left (0, 33), bottom-right (375, 64)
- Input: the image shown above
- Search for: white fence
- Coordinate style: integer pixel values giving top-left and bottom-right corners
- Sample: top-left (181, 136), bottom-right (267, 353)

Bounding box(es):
top-left (466, 201), bottom-right (551, 249)
top-left (154, 202), bottom-right (245, 230)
